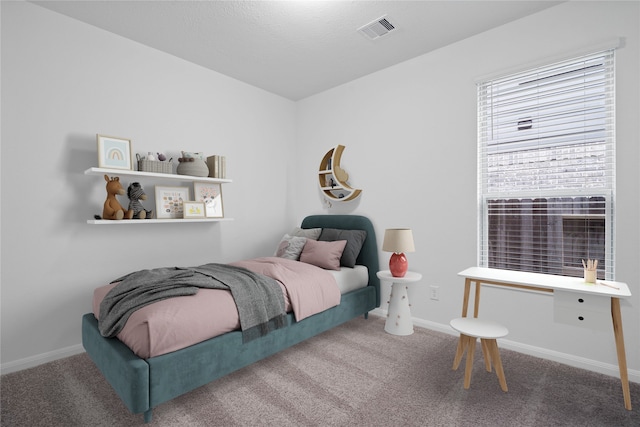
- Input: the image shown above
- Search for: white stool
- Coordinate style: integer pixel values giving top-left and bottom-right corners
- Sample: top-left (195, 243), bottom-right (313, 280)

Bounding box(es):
top-left (450, 317), bottom-right (508, 392)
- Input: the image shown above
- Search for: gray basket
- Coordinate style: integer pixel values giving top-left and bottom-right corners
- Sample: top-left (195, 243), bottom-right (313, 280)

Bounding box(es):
top-left (137, 154), bottom-right (173, 174)
top-left (176, 157), bottom-right (209, 177)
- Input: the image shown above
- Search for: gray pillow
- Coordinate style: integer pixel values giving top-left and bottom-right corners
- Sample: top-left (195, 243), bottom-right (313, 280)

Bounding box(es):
top-left (291, 227), bottom-right (322, 240)
top-left (319, 228), bottom-right (367, 268)
top-left (274, 234), bottom-right (307, 260)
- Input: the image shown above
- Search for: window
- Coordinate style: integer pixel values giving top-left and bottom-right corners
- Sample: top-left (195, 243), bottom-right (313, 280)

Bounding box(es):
top-left (478, 49), bottom-right (615, 280)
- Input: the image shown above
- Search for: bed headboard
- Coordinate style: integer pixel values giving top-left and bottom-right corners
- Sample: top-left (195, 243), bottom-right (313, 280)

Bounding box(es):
top-left (301, 215), bottom-right (380, 307)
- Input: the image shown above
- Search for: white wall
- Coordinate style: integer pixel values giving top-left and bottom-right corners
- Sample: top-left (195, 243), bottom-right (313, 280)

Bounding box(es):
top-left (295, 1), bottom-right (639, 380)
top-left (1, 1), bottom-right (296, 370)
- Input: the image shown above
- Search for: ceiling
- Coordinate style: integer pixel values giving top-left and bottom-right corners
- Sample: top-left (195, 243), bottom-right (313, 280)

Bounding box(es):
top-left (31, 1), bottom-right (564, 101)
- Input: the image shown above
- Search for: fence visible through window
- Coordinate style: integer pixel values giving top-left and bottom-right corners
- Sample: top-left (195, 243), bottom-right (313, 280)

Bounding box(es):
top-left (487, 197), bottom-right (605, 278)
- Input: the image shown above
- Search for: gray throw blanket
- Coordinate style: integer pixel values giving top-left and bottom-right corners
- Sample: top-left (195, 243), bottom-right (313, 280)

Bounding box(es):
top-left (99, 263), bottom-right (286, 343)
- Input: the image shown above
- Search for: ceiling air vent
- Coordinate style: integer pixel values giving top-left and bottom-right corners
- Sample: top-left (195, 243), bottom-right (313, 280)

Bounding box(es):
top-left (358, 16), bottom-right (396, 40)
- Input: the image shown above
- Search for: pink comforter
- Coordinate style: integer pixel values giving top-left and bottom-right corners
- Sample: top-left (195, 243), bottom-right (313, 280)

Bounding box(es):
top-left (231, 257), bottom-right (341, 322)
top-left (93, 257), bottom-right (341, 359)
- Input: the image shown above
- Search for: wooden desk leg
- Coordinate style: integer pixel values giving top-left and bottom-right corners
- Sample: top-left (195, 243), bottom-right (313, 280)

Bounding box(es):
top-left (462, 278), bottom-right (471, 317)
top-left (473, 281), bottom-right (481, 318)
top-left (456, 279), bottom-right (472, 376)
top-left (611, 297), bottom-right (632, 410)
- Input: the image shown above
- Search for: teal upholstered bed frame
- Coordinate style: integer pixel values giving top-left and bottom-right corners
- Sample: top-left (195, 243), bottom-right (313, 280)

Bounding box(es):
top-left (82, 215), bottom-right (380, 423)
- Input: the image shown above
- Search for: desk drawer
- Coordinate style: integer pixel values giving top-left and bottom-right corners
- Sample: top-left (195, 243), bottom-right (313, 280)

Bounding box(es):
top-left (554, 307), bottom-right (611, 330)
top-left (554, 291), bottom-right (611, 331)
top-left (554, 291), bottom-right (610, 312)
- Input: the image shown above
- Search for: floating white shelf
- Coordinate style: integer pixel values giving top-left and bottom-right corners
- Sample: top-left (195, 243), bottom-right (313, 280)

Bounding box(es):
top-left (85, 167), bottom-right (232, 183)
top-left (86, 167), bottom-right (233, 224)
top-left (87, 218), bottom-right (233, 225)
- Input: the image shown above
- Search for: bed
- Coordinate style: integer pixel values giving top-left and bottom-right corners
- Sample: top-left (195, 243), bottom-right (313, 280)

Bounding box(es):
top-left (82, 215), bottom-right (380, 423)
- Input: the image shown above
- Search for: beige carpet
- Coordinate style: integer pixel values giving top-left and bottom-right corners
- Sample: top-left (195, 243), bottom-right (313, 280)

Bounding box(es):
top-left (2, 316), bottom-right (639, 426)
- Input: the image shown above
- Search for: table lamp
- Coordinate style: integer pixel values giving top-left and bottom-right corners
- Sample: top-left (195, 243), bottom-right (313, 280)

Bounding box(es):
top-left (382, 228), bottom-right (415, 277)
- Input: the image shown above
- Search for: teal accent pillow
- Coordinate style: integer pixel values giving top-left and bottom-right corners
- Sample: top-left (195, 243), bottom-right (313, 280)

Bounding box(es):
top-left (319, 228), bottom-right (367, 268)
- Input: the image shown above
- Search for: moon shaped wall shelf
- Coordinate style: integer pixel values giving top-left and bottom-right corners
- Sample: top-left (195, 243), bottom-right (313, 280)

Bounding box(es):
top-left (318, 145), bottom-right (362, 202)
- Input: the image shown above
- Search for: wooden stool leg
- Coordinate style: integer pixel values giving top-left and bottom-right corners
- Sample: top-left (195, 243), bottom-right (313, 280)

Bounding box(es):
top-left (463, 335), bottom-right (476, 389)
top-left (487, 339), bottom-right (508, 392)
top-left (481, 338), bottom-right (492, 372)
top-left (452, 335), bottom-right (468, 370)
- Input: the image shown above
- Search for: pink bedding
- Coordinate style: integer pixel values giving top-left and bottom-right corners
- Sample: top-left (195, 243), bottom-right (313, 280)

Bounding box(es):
top-left (93, 257), bottom-right (341, 359)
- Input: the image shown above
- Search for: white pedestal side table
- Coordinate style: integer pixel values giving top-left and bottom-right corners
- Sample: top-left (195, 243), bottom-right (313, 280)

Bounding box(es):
top-left (377, 270), bottom-right (422, 335)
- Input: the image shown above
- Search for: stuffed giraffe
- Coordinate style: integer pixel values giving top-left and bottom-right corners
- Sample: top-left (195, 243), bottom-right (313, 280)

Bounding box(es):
top-left (101, 175), bottom-right (133, 220)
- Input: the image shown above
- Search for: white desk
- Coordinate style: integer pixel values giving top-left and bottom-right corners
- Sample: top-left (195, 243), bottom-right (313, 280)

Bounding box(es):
top-left (458, 267), bottom-right (632, 410)
top-left (377, 270), bottom-right (422, 336)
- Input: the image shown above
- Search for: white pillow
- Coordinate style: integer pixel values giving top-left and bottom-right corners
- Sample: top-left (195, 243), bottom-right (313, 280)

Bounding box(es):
top-left (274, 234), bottom-right (308, 260)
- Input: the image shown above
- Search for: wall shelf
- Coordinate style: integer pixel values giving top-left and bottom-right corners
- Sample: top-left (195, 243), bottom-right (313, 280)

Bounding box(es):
top-left (87, 218), bottom-right (233, 225)
top-left (85, 167), bottom-right (232, 183)
top-left (317, 145), bottom-right (362, 202)
top-left (86, 167), bottom-right (232, 224)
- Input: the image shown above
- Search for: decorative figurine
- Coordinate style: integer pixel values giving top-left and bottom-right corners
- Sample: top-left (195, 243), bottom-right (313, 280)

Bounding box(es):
top-left (98, 175), bottom-right (133, 220)
top-left (127, 182), bottom-right (153, 219)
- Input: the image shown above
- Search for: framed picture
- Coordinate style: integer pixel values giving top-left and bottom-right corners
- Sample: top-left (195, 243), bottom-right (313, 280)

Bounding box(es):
top-left (183, 202), bottom-right (206, 219)
top-left (193, 182), bottom-right (224, 218)
top-left (155, 186), bottom-right (189, 219)
top-left (97, 134), bottom-right (133, 170)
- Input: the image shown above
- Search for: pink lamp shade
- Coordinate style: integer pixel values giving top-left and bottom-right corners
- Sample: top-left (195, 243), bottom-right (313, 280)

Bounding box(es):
top-left (382, 228), bottom-right (415, 278)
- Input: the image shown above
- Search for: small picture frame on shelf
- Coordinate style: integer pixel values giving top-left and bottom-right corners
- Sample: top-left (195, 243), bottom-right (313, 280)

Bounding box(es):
top-left (193, 182), bottom-right (224, 218)
top-left (97, 134), bottom-right (133, 170)
top-left (155, 186), bottom-right (189, 219)
top-left (183, 201), bottom-right (206, 219)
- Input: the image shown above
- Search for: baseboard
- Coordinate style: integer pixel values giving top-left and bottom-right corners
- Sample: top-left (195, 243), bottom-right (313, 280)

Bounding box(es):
top-left (1, 344), bottom-right (85, 375)
top-left (371, 308), bottom-right (640, 384)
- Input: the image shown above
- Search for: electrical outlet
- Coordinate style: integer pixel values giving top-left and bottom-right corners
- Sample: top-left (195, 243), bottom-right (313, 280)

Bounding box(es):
top-left (430, 285), bottom-right (439, 300)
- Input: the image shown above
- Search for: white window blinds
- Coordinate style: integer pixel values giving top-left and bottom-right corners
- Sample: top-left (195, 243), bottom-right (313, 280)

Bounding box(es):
top-left (478, 49), bottom-right (615, 279)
